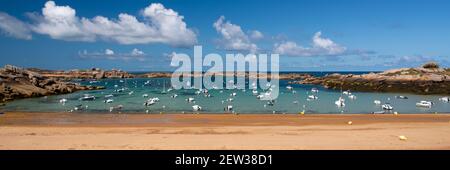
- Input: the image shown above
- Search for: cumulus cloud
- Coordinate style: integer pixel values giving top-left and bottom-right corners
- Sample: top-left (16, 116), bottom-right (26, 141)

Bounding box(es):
top-left (28, 1), bottom-right (197, 46)
top-left (274, 31), bottom-right (347, 57)
top-left (249, 30), bottom-right (264, 40)
top-left (79, 48), bottom-right (147, 61)
top-left (131, 48), bottom-right (145, 56)
top-left (213, 16), bottom-right (259, 53)
top-left (105, 49), bottom-right (115, 55)
top-left (0, 12), bottom-right (32, 40)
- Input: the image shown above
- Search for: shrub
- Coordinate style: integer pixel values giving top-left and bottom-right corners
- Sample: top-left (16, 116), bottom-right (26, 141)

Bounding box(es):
top-left (422, 62), bottom-right (439, 69)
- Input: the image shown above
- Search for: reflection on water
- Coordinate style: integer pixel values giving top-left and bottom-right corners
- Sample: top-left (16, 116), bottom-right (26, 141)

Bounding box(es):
top-left (1, 77), bottom-right (449, 114)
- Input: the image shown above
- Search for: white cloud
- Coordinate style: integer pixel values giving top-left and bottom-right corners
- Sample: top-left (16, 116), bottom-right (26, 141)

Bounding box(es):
top-left (0, 12), bottom-right (32, 40)
top-left (131, 48), bottom-right (145, 56)
top-left (80, 48), bottom-right (147, 61)
top-left (274, 31), bottom-right (347, 57)
top-left (249, 30), bottom-right (263, 40)
top-left (29, 1), bottom-right (197, 46)
top-left (105, 49), bottom-right (115, 55)
top-left (213, 16), bottom-right (258, 53)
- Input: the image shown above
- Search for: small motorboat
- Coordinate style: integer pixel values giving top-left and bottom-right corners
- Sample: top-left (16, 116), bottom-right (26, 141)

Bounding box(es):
top-left (171, 94), bottom-right (178, 98)
top-left (307, 95), bottom-right (318, 100)
top-left (186, 97), bottom-right (195, 103)
top-left (416, 101), bottom-right (433, 108)
top-left (128, 91), bottom-right (134, 95)
top-left (79, 94), bottom-right (95, 101)
top-left (104, 94), bottom-right (114, 98)
top-left (195, 90), bottom-right (202, 95)
top-left (348, 95), bottom-right (357, 100)
top-left (382, 103), bottom-right (394, 110)
top-left (395, 96), bottom-right (408, 99)
top-left (342, 91), bottom-right (351, 95)
top-left (227, 98), bottom-right (234, 102)
top-left (150, 97), bottom-right (160, 102)
top-left (224, 105), bottom-right (233, 111)
top-left (74, 104), bottom-right (83, 111)
top-left (104, 99), bottom-right (114, 103)
top-left (374, 100), bottom-right (381, 105)
top-left (144, 99), bottom-right (156, 106)
top-left (59, 98), bottom-right (67, 104)
top-left (115, 88), bottom-right (125, 93)
top-left (252, 90), bottom-right (258, 95)
top-left (311, 88), bottom-right (319, 93)
top-left (286, 85), bottom-right (293, 91)
top-left (439, 97), bottom-right (450, 102)
top-left (335, 97), bottom-right (345, 107)
top-left (230, 92), bottom-right (237, 97)
top-left (109, 105), bottom-right (123, 112)
top-left (192, 105), bottom-right (202, 111)
top-left (142, 94), bottom-right (149, 98)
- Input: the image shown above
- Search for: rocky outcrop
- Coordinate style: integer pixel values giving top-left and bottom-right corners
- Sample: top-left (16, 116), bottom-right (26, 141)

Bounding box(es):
top-left (294, 64), bottom-right (450, 94)
top-left (138, 72), bottom-right (312, 80)
top-left (33, 68), bottom-right (134, 80)
top-left (0, 65), bottom-right (104, 103)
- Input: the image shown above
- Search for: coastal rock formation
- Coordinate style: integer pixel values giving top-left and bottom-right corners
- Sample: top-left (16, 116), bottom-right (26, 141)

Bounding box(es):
top-left (138, 72), bottom-right (312, 80)
top-left (31, 68), bottom-right (134, 80)
top-left (294, 62), bottom-right (450, 94)
top-left (0, 65), bottom-right (104, 103)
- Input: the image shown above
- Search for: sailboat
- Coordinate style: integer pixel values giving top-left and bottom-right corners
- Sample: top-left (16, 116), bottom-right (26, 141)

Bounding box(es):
top-left (335, 97), bottom-right (345, 107)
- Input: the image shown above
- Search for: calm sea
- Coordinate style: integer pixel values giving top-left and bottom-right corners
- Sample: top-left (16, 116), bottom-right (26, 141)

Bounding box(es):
top-left (1, 72), bottom-right (449, 114)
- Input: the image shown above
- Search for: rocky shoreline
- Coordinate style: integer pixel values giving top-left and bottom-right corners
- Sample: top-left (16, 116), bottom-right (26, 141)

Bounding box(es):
top-left (0, 65), bottom-right (104, 103)
top-left (292, 63), bottom-right (450, 95)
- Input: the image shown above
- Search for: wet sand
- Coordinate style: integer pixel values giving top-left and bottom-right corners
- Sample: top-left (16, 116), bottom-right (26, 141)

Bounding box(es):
top-left (1, 112), bottom-right (450, 150)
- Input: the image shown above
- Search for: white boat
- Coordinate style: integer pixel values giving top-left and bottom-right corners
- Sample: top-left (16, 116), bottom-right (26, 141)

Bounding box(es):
top-left (374, 100), bottom-right (381, 105)
top-left (171, 94), bottom-right (178, 98)
top-left (142, 94), bottom-right (149, 98)
top-left (104, 99), bottom-right (114, 103)
top-left (227, 98), bottom-right (234, 102)
top-left (79, 94), bottom-right (95, 101)
top-left (416, 101), bottom-right (433, 108)
top-left (395, 95), bottom-right (408, 99)
top-left (382, 103), bottom-right (393, 110)
top-left (104, 94), bottom-right (114, 98)
top-left (109, 105), bottom-right (123, 112)
top-left (335, 97), bottom-right (345, 107)
top-left (308, 95), bottom-right (318, 100)
top-left (192, 105), bottom-right (202, 111)
top-left (224, 105), bottom-right (233, 111)
top-left (311, 88), bottom-right (319, 93)
top-left (195, 90), bottom-right (202, 95)
top-left (342, 91), bottom-right (350, 95)
top-left (119, 80), bottom-right (124, 83)
top-left (128, 91), bottom-right (134, 95)
top-left (59, 98), bottom-right (67, 104)
top-left (252, 90), bottom-right (258, 95)
top-left (348, 95), bottom-right (357, 100)
top-left (74, 104), bottom-right (83, 111)
top-left (230, 92), bottom-right (237, 97)
top-left (186, 97), bottom-right (195, 103)
top-left (151, 97), bottom-right (160, 102)
top-left (115, 88), bottom-right (125, 92)
top-left (144, 99), bottom-right (156, 106)
top-left (256, 94), bottom-right (264, 99)
top-left (286, 85), bottom-right (293, 90)
top-left (439, 97), bottom-right (450, 102)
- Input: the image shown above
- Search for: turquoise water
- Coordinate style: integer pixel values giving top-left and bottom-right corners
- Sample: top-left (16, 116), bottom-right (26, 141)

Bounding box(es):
top-left (1, 77), bottom-right (449, 114)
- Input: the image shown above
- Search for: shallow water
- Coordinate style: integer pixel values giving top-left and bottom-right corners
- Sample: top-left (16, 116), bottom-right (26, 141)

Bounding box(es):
top-left (1, 76), bottom-right (449, 114)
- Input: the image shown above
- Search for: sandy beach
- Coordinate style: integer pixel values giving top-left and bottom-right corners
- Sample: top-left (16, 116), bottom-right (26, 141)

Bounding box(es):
top-left (0, 112), bottom-right (450, 150)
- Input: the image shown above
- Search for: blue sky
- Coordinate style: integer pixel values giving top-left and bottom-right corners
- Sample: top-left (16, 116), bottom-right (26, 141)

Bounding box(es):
top-left (0, 0), bottom-right (449, 71)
